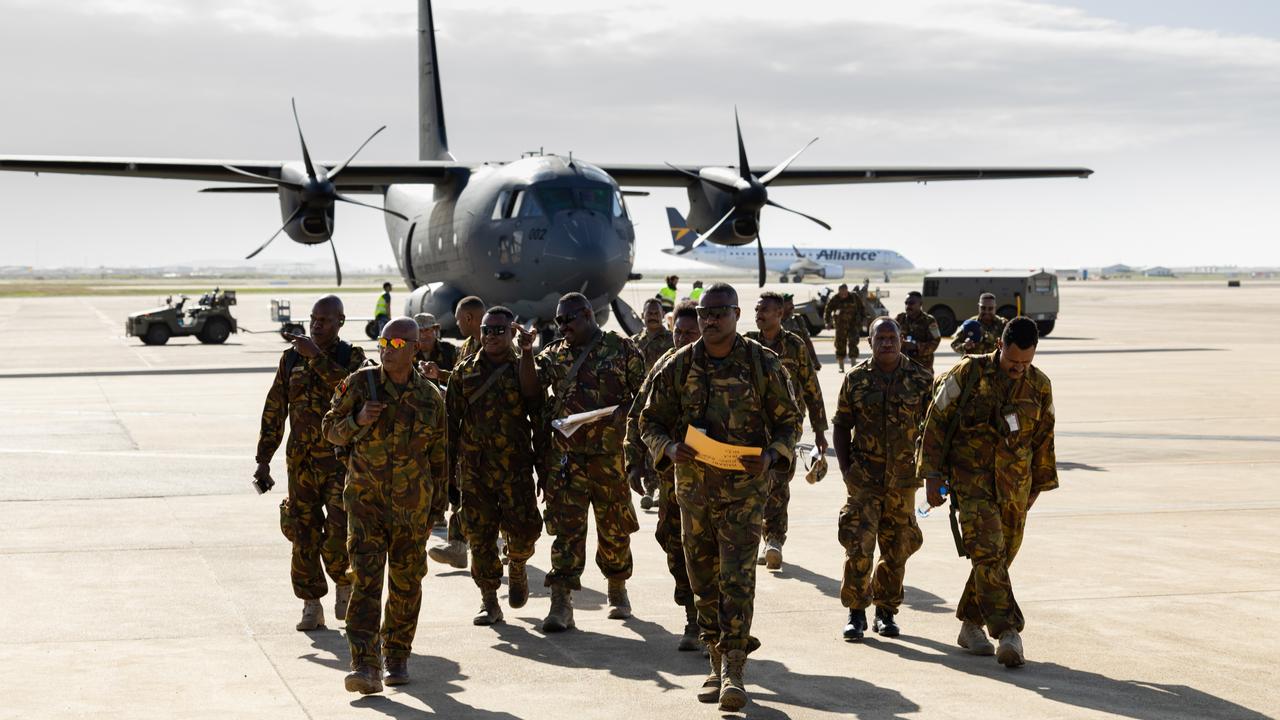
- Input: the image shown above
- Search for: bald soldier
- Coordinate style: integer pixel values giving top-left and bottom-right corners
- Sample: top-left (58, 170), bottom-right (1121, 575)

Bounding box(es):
top-left (323, 318), bottom-right (448, 693)
top-left (825, 283), bottom-right (868, 373)
top-left (919, 317), bottom-right (1057, 668)
top-left (254, 295), bottom-right (366, 632)
top-left (631, 297), bottom-right (675, 510)
top-left (951, 292), bottom-right (1007, 355)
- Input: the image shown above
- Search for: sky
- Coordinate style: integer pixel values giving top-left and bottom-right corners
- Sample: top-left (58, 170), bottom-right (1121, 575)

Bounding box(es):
top-left (0, 0), bottom-right (1277, 272)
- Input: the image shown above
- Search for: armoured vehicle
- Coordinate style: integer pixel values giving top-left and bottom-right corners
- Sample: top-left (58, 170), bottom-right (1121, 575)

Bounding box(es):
top-left (920, 270), bottom-right (1058, 337)
top-left (793, 285), bottom-right (890, 336)
top-left (126, 289), bottom-right (238, 346)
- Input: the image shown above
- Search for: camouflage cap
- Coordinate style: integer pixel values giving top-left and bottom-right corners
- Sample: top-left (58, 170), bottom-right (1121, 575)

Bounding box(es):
top-left (414, 313), bottom-right (440, 329)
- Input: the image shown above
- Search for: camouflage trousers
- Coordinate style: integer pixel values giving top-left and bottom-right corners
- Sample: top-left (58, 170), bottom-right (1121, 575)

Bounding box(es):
top-left (956, 480), bottom-right (1028, 637)
top-left (286, 452), bottom-right (350, 600)
top-left (762, 460), bottom-right (797, 546)
top-left (460, 466), bottom-right (542, 593)
top-left (344, 504), bottom-right (429, 670)
top-left (833, 321), bottom-right (861, 361)
top-left (837, 484), bottom-right (923, 611)
top-left (543, 451), bottom-right (639, 590)
top-left (654, 469), bottom-right (693, 608)
top-left (679, 476), bottom-right (767, 655)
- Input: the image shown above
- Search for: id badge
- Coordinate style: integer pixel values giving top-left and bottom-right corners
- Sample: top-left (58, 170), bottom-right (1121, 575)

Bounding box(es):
top-left (1004, 411), bottom-right (1020, 434)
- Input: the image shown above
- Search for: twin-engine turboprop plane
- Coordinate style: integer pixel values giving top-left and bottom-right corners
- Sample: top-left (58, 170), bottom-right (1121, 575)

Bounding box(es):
top-left (0, 0), bottom-right (1091, 334)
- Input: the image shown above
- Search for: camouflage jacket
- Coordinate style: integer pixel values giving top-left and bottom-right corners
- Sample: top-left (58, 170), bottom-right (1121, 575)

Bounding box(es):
top-left (322, 366), bottom-right (448, 526)
top-left (916, 352), bottom-right (1057, 503)
top-left (625, 345), bottom-right (679, 475)
top-left (445, 348), bottom-right (536, 482)
top-left (745, 328), bottom-right (827, 434)
top-left (418, 338), bottom-right (459, 386)
top-left (895, 311), bottom-right (942, 369)
top-left (535, 329), bottom-right (646, 456)
top-left (833, 355), bottom-right (933, 489)
top-left (639, 336), bottom-right (801, 499)
top-left (255, 341), bottom-right (367, 464)
top-left (781, 314), bottom-right (811, 341)
top-left (632, 328), bottom-right (675, 371)
top-left (951, 315), bottom-right (1007, 355)
top-left (824, 293), bottom-right (867, 327)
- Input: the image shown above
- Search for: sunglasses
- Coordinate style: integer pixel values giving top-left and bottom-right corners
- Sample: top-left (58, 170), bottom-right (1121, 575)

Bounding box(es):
top-left (377, 337), bottom-right (410, 350)
top-left (554, 311), bottom-right (583, 326)
top-left (480, 325), bottom-right (508, 336)
top-left (696, 305), bottom-right (738, 320)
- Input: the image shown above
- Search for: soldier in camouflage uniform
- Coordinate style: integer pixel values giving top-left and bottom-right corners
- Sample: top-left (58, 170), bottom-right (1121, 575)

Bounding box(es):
top-left (824, 283), bottom-right (868, 373)
top-left (323, 318), bottom-right (448, 693)
top-left (446, 307), bottom-right (543, 627)
top-left (781, 293), bottom-right (820, 370)
top-left (746, 291), bottom-right (827, 571)
top-left (832, 317), bottom-right (931, 642)
top-left (624, 301), bottom-right (702, 651)
top-left (640, 283), bottom-right (801, 712)
top-left (254, 295), bottom-right (366, 632)
top-left (896, 291), bottom-right (942, 374)
top-left (631, 298), bottom-right (675, 510)
top-left (414, 313), bottom-right (458, 388)
top-left (428, 295), bottom-right (487, 569)
top-left (521, 292), bottom-right (645, 631)
top-left (951, 292), bottom-right (1007, 355)
top-left (918, 316), bottom-right (1057, 668)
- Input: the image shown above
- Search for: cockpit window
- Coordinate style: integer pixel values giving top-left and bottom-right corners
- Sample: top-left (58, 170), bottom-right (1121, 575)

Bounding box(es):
top-left (576, 187), bottom-right (612, 214)
top-left (514, 190), bottom-right (544, 218)
top-left (537, 187), bottom-right (575, 216)
top-left (612, 191), bottom-right (627, 219)
top-left (492, 190), bottom-right (511, 220)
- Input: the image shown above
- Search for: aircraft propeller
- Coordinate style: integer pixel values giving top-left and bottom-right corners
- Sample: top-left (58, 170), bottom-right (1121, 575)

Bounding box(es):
top-left (665, 108), bottom-right (831, 287)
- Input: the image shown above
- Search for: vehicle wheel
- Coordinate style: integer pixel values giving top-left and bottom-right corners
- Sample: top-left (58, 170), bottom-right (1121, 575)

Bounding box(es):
top-left (780, 275), bottom-right (789, 284)
top-left (1035, 319), bottom-right (1055, 337)
top-left (280, 323), bottom-right (305, 340)
top-left (198, 318), bottom-right (231, 344)
top-left (806, 320), bottom-right (824, 337)
top-left (996, 304), bottom-right (1017, 321)
top-left (141, 324), bottom-right (170, 346)
top-left (792, 275), bottom-right (803, 283)
top-left (365, 319), bottom-right (380, 340)
top-left (930, 306), bottom-right (957, 337)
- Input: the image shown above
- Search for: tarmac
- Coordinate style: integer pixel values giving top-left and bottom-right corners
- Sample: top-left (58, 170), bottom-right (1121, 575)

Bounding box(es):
top-left (2, 278), bottom-right (1277, 719)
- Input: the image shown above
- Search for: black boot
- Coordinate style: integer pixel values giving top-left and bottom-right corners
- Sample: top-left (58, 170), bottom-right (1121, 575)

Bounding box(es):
top-left (842, 608), bottom-right (867, 642)
top-left (873, 607), bottom-right (900, 638)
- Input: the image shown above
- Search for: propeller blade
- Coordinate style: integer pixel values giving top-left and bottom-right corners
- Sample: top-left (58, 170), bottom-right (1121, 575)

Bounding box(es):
top-left (698, 206), bottom-right (738, 242)
top-left (662, 162), bottom-right (738, 193)
top-left (327, 125), bottom-right (387, 181)
top-left (734, 106), bottom-right (751, 181)
top-left (335, 193), bottom-right (410, 221)
top-left (245, 206), bottom-right (303, 260)
top-left (327, 237), bottom-right (343, 287)
top-left (766, 198), bottom-right (832, 230)
top-left (291, 98), bottom-right (318, 181)
top-left (221, 165), bottom-right (303, 190)
top-left (760, 137), bottom-right (819, 186)
top-left (198, 186), bottom-right (279, 193)
top-left (756, 235), bottom-right (767, 288)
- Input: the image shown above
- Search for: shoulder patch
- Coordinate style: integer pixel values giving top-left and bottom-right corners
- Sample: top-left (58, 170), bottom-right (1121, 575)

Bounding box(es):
top-left (933, 374), bottom-right (961, 412)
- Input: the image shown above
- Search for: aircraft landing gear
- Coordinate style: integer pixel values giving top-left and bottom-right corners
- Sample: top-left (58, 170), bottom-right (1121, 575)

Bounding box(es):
top-left (780, 275), bottom-right (789, 284)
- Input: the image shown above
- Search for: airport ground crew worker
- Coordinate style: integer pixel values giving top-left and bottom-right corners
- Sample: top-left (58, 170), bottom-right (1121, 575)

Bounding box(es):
top-left (323, 318), bottom-right (448, 693)
top-left (414, 313), bottom-right (458, 388)
top-left (659, 275), bottom-right (679, 308)
top-left (624, 301), bottom-right (702, 651)
top-left (896, 291), bottom-right (942, 373)
top-left (825, 283), bottom-right (867, 373)
top-left (374, 282), bottom-right (392, 333)
top-left (522, 292), bottom-right (645, 631)
top-left (951, 292), bottom-right (1007, 355)
top-left (632, 298), bottom-right (675, 510)
top-left (446, 307), bottom-right (543, 626)
top-left (746, 291), bottom-right (827, 570)
top-left (918, 317), bottom-right (1057, 668)
top-left (254, 295), bottom-right (365, 632)
top-left (832, 317), bottom-right (931, 641)
top-left (690, 280), bottom-right (705, 302)
top-left (640, 282), bottom-right (800, 712)
top-left (781, 293), bottom-right (821, 370)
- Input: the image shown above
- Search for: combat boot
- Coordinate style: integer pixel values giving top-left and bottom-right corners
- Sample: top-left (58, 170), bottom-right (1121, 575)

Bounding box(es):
top-left (607, 578), bottom-right (632, 619)
top-left (296, 599), bottom-right (325, 631)
top-left (697, 649), bottom-right (722, 703)
top-left (383, 657), bottom-right (410, 686)
top-left (334, 584), bottom-right (352, 622)
top-left (344, 665), bottom-right (383, 694)
top-left (508, 561), bottom-right (529, 609)
top-left (837, 356), bottom-right (846, 373)
top-left (678, 603), bottom-right (701, 652)
top-left (542, 586), bottom-right (575, 632)
top-left (718, 649), bottom-right (748, 711)
top-left (640, 486), bottom-right (655, 510)
top-left (473, 591), bottom-right (504, 626)
top-left (428, 539), bottom-right (468, 569)
top-left (842, 608), bottom-right (867, 642)
top-left (997, 629), bottom-right (1025, 668)
top-left (873, 607), bottom-right (900, 638)
top-left (957, 621), bottom-right (995, 656)
top-left (763, 537), bottom-right (783, 570)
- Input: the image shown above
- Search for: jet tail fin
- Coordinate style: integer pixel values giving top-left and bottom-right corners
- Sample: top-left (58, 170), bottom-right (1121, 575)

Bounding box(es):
top-left (666, 207), bottom-right (699, 255)
top-left (418, 0), bottom-right (453, 161)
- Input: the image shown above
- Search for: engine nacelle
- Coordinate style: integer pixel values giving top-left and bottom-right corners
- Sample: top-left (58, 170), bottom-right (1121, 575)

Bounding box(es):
top-left (819, 264), bottom-right (845, 280)
top-left (683, 182), bottom-right (759, 247)
top-left (277, 163), bottom-right (336, 245)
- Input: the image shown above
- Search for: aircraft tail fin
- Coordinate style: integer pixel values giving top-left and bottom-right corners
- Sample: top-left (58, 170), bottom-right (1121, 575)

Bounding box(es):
top-left (666, 207), bottom-right (699, 255)
top-left (418, 0), bottom-right (453, 161)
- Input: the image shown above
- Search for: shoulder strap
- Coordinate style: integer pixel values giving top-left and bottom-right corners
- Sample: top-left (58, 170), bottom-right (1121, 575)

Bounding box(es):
top-left (364, 366), bottom-right (380, 403)
top-left (283, 349), bottom-right (301, 378)
top-left (748, 341), bottom-right (767, 400)
top-left (940, 360), bottom-right (982, 454)
top-left (555, 331), bottom-right (604, 400)
top-left (465, 361), bottom-right (511, 407)
top-left (334, 340), bottom-right (353, 369)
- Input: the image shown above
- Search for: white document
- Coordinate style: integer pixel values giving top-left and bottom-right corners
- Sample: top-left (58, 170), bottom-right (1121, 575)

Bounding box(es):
top-left (552, 405), bottom-right (620, 438)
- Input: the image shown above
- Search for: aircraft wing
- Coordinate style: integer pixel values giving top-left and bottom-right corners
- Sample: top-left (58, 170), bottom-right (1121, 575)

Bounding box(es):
top-left (601, 164), bottom-right (1092, 188)
top-left (0, 156), bottom-right (471, 185)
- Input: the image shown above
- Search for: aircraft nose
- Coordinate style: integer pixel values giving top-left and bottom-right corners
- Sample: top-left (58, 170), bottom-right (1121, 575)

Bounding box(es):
top-left (542, 212), bottom-right (629, 297)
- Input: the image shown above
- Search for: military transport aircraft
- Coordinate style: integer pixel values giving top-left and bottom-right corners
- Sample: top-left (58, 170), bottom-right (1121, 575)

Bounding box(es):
top-left (0, 0), bottom-right (1091, 335)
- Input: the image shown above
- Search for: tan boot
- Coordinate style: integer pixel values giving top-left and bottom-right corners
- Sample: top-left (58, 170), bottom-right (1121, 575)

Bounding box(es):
top-left (718, 649), bottom-right (748, 711)
top-left (997, 629), bottom-right (1025, 668)
top-left (508, 561), bottom-right (529, 609)
top-left (763, 538), bottom-right (783, 570)
top-left (607, 578), bottom-right (632, 620)
top-left (428, 539), bottom-right (468, 569)
top-left (677, 603), bottom-right (701, 652)
top-left (296, 599), bottom-right (325, 631)
top-left (696, 648), bottom-right (722, 703)
top-left (957, 621), bottom-right (995, 656)
top-left (334, 584), bottom-right (352, 622)
top-left (473, 591), bottom-right (504, 626)
top-left (383, 657), bottom-right (410, 686)
top-left (542, 586), bottom-right (575, 632)
top-left (344, 665), bottom-right (383, 694)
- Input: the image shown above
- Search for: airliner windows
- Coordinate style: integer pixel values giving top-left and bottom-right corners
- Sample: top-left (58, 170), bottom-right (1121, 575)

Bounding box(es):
top-left (492, 190), bottom-right (511, 220)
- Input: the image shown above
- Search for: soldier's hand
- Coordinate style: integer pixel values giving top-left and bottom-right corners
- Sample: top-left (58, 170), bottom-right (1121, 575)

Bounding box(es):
top-left (419, 360), bottom-right (440, 380)
top-left (356, 401), bottom-right (386, 426)
top-left (926, 476), bottom-right (947, 507)
top-left (627, 466), bottom-right (645, 495)
top-left (740, 449), bottom-right (776, 476)
top-left (286, 333), bottom-right (322, 359)
top-left (252, 462), bottom-right (275, 493)
top-left (515, 324), bottom-right (536, 353)
top-left (962, 340), bottom-right (977, 352)
top-left (814, 431), bottom-right (829, 456)
top-left (665, 442), bottom-right (698, 464)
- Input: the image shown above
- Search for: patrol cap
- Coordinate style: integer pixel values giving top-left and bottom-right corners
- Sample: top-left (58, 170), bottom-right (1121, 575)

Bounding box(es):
top-left (413, 313), bottom-right (440, 329)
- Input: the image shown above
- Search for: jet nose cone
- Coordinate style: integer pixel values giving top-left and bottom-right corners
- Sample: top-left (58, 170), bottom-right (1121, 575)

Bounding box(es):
top-left (543, 212), bottom-right (629, 297)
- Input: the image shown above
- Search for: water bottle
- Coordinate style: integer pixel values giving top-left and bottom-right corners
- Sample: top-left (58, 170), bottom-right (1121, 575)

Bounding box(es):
top-left (916, 485), bottom-right (948, 518)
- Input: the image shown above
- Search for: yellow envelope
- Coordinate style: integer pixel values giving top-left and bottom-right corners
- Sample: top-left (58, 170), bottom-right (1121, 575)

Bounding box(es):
top-left (683, 426), bottom-right (762, 472)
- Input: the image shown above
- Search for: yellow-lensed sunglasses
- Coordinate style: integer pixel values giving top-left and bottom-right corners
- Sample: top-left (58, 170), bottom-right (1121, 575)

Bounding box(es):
top-left (377, 337), bottom-right (410, 350)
